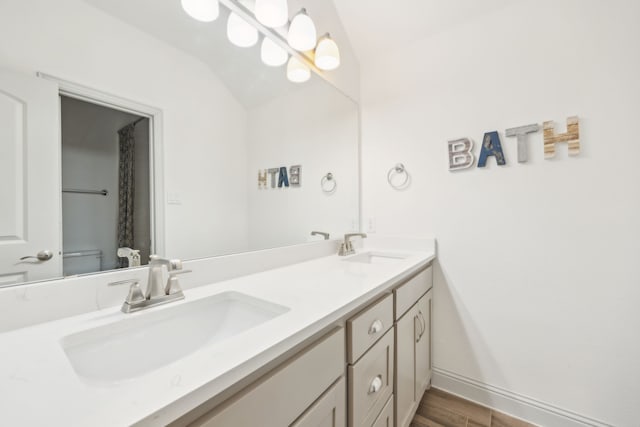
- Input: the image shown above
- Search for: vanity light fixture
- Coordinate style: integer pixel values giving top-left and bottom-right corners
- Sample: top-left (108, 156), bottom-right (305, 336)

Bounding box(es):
top-left (181, 0), bottom-right (219, 22)
top-left (261, 37), bottom-right (288, 67)
top-left (227, 6), bottom-right (259, 47)
top-left (287, 8), bottom-right (317, 51)
top-left (181, 1), bottom-right (339, 83)
top-left (314, 33), bottom-right (340, 71)
top-left (287, 56), bottom-right (310, 83)
top-left (255, 0), bottom-right (288, 28)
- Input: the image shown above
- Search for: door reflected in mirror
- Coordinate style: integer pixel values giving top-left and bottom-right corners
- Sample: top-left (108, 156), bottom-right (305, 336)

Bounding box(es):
top-left (61, 96), bottom-right (153, 276)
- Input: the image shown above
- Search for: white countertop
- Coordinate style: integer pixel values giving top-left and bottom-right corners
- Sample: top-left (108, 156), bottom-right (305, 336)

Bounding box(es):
top-left (0, 244), bottom-right (435, 426)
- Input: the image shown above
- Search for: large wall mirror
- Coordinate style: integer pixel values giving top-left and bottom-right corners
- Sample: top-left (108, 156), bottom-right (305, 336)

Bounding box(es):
top-left (0, 0), bottom-right (359, 287)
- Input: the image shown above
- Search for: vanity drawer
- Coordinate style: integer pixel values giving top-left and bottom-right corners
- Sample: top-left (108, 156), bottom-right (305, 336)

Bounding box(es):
top-left (192, 328), bottom-right (345, 427)
top-left (347, 294), bottom-right (393, 363)
top-left (368, 395), bottom-right (393, 427)
top-left (394, 266), bottom-right (432, 320)
top-left (347, 329), bottom-right (394, 427)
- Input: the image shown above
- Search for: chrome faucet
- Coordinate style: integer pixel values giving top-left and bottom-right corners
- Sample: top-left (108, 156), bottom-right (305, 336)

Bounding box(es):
top-left (109, 255), bottom-right (191, 313)
top-left (338, 233), bottom-right (367, 256)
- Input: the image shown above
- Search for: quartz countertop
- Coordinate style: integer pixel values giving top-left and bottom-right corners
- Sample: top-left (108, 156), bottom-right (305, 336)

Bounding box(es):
top-left (0, 241), bottom-right (435, 426)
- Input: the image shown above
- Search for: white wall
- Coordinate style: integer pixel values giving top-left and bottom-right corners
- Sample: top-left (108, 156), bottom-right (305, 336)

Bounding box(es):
top-left (361, 1), bottom-right (640, 426)
top-left (246, 78), bottom-right (359, 249)
top-left (0, 0), bottom-right (249, 261)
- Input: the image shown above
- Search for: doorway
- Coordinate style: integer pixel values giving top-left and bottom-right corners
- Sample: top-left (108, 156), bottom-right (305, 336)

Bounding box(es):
top-left (60, 96), bottom-right (151, 275)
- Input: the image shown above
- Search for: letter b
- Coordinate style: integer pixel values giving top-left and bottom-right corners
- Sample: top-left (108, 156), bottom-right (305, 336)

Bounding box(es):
top-left (448, 138), bottom-right (475, 171)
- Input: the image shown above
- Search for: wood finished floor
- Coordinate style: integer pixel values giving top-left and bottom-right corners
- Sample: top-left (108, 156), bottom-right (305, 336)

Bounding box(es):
top-left (411, 388), bottom-right (538, 427)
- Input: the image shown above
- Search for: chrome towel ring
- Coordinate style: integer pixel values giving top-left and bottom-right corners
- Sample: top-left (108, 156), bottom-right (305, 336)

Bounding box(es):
top-left (321, 172), bottom-right (337, 194)
top-left (387, 163), bottom-right (410, 190)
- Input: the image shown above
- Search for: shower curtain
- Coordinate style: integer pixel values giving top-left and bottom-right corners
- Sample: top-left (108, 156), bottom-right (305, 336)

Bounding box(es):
top-left (117, 123), bottom-right (136, 268)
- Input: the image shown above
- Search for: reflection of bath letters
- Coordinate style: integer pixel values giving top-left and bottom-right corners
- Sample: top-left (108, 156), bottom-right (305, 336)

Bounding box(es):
top-left (289, 165), bottom-right (301, 186)
top-left (259, 165), bottom-right (302, 189)
top-left (258, 170), bottom-right (267, 189)
top-left (268, 168), bottom-right (279, 188)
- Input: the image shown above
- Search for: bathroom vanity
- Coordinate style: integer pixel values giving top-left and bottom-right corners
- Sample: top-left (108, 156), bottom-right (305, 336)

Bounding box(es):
top-left (0, 238), bottom-right (435, 426)
top-left (179, 261), bottom-right (432, 427)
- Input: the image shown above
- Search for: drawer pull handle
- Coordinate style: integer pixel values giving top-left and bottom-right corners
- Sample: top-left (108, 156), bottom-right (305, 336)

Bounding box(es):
top-left (368, 375), bottom-right (383, 394)
top-left (418, 310), bottom-right (426, 340)
top-left (415, 311), bottom-right (427, 342)
top-left (368, 319), bottom-right (384, 335)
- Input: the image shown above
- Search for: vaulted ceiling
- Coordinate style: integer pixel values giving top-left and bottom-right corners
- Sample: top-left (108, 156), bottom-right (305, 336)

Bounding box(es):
top-left (333, 0), bottom-right (515, 65)
top-left (83, 0), bottom-right (516, 105)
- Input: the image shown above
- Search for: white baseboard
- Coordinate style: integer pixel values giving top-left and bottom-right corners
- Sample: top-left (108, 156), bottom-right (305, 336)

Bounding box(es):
top-left (432, 367), bottom-right (613, 427)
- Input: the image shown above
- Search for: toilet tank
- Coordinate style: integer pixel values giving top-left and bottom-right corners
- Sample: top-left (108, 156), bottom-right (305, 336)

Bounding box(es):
top-left (63, 250), bottom-right (102, 276)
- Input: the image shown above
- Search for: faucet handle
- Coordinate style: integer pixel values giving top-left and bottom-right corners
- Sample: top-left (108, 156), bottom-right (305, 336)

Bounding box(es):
top-left (165, 270), bottom-right (191, 295)
top-left (109, 279), bottom-right (145, 304)
top-left (311, 231), bottom-right (330, 240)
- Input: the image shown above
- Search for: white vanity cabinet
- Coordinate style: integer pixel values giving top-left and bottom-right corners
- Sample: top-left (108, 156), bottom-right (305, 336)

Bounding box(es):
top-left (190, 328), bottom-right (346, 427)
top-left (181, 263), bottom-right (434, 427)
top-left (393, 267), bottom-right (433, 427)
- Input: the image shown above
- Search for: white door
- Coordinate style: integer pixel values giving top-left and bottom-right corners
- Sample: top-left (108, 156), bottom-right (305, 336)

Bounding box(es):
top-left (0, 69), bottom-right (61, 286)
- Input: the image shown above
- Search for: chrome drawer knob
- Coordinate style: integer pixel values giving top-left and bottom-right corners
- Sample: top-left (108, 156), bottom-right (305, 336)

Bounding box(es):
top-left (368, 375), bottom-right (383, 394)
top-left (368, 319), bottom-right (383, 335)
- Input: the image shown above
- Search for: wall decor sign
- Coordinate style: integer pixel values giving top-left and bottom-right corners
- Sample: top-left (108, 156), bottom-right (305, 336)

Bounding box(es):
top-left (258, 165), bottom-right (301, 189)
top-left (448, 116), bottom-right (580, 171)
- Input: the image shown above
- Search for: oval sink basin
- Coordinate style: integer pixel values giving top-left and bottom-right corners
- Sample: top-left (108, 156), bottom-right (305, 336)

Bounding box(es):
top-left (61, 291), bottom-right (289, 384)
top-left (343, 251), bottom-right (410, 264)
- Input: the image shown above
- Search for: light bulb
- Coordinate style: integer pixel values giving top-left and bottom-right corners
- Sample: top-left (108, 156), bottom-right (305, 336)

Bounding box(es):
top-left (314, 33), bottom-right (340, 70)
top-left (255, 0), bottom-right (288, 28)
top-left (261, 37), bottom-right (288, 67)
top-left (287, 56), bottom-right (310, 83)
top-left (181, 0), bottom-right (219, 22)
top-left (287, 9), bottom-right (317, 51)
top-left (227, 12), bottom-right (258, 47)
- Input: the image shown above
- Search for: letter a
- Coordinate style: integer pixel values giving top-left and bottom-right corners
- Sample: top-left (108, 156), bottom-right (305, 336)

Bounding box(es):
top-left (477, 131), bottom-right (506, 168)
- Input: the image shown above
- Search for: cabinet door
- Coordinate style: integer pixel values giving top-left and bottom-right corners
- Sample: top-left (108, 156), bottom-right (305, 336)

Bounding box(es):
top-left (415, 290), bottom-right (432, 399)
top-left (291, 377), bottom-right (345, 427)
top-left (371, 395), bottom-right (393, 427)
top-left (394, 303), bottom-right (420, 427)
top-left (395, 289), bottom-right (432, 427)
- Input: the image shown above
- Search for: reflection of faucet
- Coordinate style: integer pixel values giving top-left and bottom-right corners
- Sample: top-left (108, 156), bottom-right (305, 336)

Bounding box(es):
top-left (117, 247), bottom-right (140, 267)
top-left (109, 255), bottom-right (191, 313)
top-left (311, 231), bottom-right (330, 240)
top-left (338, 233), bottom-right (367, 256)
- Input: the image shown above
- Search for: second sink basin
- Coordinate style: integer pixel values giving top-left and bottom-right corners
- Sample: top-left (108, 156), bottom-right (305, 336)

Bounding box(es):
top-left (344, 251), bottom-right (410, 264)
top-left (61, 291), bottom-right (289, 384)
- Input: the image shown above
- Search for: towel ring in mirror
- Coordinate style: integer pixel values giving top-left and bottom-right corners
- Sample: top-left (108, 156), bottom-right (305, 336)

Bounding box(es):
top-left (387, 163), bottom-right (410, 190)
top-left (321, 172), bottom-right (337, 194)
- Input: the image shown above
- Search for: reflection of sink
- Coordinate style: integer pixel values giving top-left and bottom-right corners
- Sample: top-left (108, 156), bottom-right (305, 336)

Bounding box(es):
top-left (344, 252), bottom-right (410, 264)
top-left (61, 291), bottom-right (289, 384)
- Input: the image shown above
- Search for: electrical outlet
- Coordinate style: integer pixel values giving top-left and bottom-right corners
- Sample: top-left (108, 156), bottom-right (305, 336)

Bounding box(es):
top-left (367, 217), bottom-right (376, 233)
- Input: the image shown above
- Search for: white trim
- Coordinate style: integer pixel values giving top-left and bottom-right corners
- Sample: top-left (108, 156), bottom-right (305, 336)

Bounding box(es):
top-left (36, 72), bottom-right (166, 258)
top-left (432, 367), bottom-right (614, 427)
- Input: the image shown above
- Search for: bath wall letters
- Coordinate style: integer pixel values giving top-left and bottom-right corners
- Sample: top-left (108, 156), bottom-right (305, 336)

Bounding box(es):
top-left (448, 116), bottom-right (580, 171)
